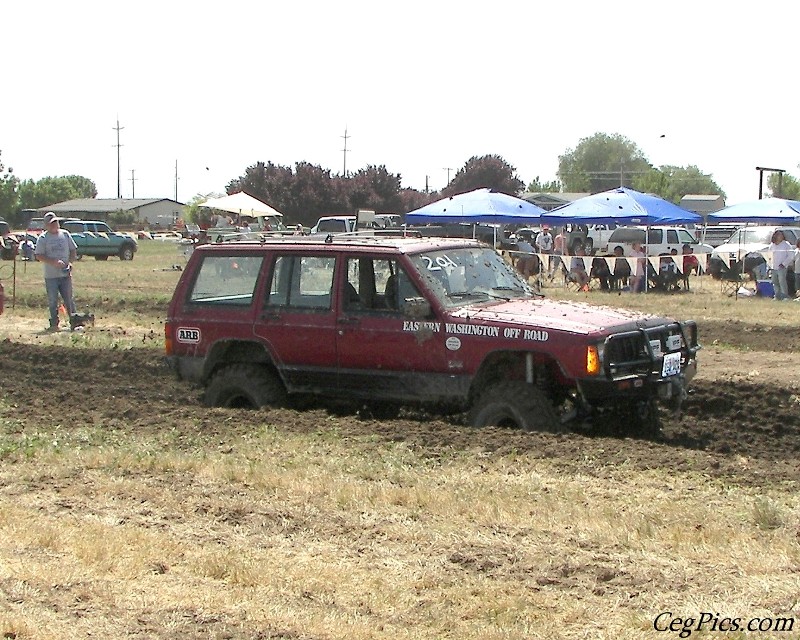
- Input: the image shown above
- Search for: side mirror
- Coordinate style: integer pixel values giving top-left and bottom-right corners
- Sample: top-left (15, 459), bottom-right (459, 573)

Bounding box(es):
top-left (403, 297), bottom-right (431, 319)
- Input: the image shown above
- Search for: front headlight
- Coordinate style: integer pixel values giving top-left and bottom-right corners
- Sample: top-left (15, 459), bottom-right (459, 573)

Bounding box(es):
top-left (586, 344), bottom-right (603, 376)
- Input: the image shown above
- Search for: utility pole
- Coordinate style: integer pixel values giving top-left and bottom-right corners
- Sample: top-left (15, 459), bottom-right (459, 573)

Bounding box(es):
top-left (130, 169), bottom-right (137, 199)
top-left (443, 167), bottom-right (453, 185)
top-left (341, 126), bottom-right (350, 177)
top-left (174, 159), bottom-right (179, 202)
top-left (425, 175), bottom-right (430, 194)
top-left (113, 117), bottom-right (124, 199)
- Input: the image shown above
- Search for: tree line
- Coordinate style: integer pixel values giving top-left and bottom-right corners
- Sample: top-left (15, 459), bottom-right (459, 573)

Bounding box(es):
top-left (3, 133), bottom-right (799, 228)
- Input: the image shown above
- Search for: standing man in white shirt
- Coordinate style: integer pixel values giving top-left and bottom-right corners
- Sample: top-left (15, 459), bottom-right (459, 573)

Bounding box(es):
top-left (769, 230), bottom-right (793, 301)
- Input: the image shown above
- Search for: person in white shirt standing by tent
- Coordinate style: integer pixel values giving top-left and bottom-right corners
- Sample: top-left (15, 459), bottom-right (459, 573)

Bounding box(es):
top-left (793, 238), bottom-right (800, 299)
top-left (769, 230), bottom-right (793, 301)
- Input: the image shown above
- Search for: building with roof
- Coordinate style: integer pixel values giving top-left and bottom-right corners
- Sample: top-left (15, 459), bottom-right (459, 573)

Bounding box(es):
top-left (679, 194), bottom-right (725, 215)
top-left (38, 198), bottom-right (185, 227)
top-left (521, 192), bottom-right (590, 211)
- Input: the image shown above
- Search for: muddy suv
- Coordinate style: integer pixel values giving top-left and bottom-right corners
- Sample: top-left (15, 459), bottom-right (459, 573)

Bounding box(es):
top-left (165, 236), bottom-right (700, 433)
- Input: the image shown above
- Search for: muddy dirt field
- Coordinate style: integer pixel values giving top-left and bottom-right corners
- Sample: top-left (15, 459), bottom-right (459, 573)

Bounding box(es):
top-left (1, 317), bottom-right (798, 488)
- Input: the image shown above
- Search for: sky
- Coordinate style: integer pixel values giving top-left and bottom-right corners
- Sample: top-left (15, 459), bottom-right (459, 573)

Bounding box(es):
top-left (4, 0), bottom-right (799, 209)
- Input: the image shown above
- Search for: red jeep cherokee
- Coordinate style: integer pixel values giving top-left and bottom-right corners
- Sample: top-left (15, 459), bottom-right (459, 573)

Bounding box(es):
top-left (165, 236), bottom-right (699, 433)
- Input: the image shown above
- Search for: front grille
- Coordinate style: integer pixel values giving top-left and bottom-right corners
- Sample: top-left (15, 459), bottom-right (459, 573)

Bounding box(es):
top-left (604, 322), bottom-right (698, 379)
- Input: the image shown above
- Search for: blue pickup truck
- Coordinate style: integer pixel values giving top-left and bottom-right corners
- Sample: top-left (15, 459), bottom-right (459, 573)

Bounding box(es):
top-left (61, 220), bottom-right (138, 261)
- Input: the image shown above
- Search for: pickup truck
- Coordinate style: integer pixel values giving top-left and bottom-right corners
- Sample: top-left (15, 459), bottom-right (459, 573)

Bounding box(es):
top-left (61, 220), bottom-right (138, 261)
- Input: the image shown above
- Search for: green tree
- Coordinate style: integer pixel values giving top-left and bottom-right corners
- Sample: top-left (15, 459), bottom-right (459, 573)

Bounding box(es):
top-left (184, 192), bottom-right (224, 226)
top-left (0, 151), bottom-right (20, 222)
top-left (526, 176), bottom-right (563, 193)
top-left (633, 165), bottom-right (725, 203)
top-left (443, 155), bottom-right (524, 197)
top-left (346, 165), bottom-right (404, 213)
top-left (558, 133), bottom-right (651, 193)
top-left (18, 175), bottom-right (98, 210)
top-left (766, 172), bottom-right (800, 200)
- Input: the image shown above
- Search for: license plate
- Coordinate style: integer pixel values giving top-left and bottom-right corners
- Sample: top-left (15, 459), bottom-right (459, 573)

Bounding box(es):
top-left (661, 352), bottom-right (682, 377)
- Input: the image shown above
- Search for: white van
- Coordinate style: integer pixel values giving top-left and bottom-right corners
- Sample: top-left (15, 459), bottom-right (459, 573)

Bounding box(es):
top-left (601, 226), bottom-right (712, 257)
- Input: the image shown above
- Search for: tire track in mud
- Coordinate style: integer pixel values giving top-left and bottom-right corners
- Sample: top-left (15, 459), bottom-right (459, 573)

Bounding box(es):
top-left (0, 341), bottom-right (797, 487)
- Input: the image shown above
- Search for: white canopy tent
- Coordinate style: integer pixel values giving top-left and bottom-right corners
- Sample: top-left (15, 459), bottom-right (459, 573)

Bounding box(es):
top-left (199, 192), bottom-right (283, 218)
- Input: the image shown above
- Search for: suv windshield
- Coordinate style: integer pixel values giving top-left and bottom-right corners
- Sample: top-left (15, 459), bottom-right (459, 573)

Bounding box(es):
top-left (726, 228), bottom-right (775, 245)
top-left (409, 247), bottom-right (532, 308)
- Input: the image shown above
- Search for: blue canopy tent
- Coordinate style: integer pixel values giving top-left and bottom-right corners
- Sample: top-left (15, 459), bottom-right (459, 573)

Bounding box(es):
top-left (707, 197), bottom-right (800, 224)
top-left (405, 188), bottom-right (545, 225)
top-left (540, 188), bottom-right (702, 293)
top-left (706, 198), bottom-right (800, 298)
top-left (540, 187), bottom-right (702, 226)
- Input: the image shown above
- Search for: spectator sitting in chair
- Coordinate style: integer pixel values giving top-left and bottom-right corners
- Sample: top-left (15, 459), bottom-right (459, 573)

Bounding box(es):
top-left (610, 245), bottom-right (631, 290)
top-left (569, 247), bottom-right (591, 291)
top-left (681, 243), bottom-right (700, 290)
top-left (590, 255), bottom-right (611, 291)
top-left (657, 249), bottom-right (681, 291)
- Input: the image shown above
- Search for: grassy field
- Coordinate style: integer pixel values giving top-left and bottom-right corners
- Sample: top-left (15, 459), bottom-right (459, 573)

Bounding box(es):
top-left (1, 241), bottom-right (799, 639)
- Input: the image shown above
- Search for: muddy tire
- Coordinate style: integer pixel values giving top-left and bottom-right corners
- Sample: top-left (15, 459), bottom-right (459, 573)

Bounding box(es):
top-left (119, 244), bottom-right (135, 261)
top-left (468, 381), bottom-right (559, 432)
top-left (204, 363), bottom-right (286, 409)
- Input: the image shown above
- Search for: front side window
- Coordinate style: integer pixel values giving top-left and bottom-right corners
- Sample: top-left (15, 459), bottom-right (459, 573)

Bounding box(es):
top-left (409, 247), bottom-right (532, 309)
top-left (189, 255), bottom-right (263, 305)
top-left (267, 254), bottom-right (335, 310)
top-left (343, 257), bottom-right (421, 313)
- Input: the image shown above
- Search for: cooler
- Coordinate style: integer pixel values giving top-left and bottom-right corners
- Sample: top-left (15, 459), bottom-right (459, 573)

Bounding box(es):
top-left (756, 280), bottom-right (774, 297)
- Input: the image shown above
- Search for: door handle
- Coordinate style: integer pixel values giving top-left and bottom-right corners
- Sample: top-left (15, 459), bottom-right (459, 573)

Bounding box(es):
top-left (337, 316), bottom-right (360, 325)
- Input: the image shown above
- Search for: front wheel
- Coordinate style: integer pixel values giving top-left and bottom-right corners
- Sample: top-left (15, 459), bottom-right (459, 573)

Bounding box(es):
top-left (468, 381), bottom-right (559, 432)
top-left (119, 245), bottom-right (135, 261)
top-left (204, 363), bottom-right (286, 409)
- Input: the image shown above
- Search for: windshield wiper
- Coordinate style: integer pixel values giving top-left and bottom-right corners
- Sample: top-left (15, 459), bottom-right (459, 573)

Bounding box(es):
top-left (446, 291), bottom-right (487, 299)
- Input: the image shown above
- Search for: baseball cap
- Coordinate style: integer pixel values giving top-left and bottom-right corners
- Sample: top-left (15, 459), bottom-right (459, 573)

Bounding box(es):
top-left (43, 212), bottom-right (60, 224)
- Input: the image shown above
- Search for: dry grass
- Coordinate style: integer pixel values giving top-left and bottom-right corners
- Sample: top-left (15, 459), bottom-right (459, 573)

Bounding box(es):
top-left (1, 244), bottom-right (800, 638)
top-left (1, 422), bottom-right (799, 639)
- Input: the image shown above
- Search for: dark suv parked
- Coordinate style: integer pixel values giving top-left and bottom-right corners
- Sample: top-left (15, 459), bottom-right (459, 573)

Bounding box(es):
top-left (165, 236), bottom-right (700, 433)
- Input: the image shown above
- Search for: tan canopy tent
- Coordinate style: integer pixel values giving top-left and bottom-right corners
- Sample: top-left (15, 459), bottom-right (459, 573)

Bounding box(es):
top-left (199, 192), bottom-right (283, 218)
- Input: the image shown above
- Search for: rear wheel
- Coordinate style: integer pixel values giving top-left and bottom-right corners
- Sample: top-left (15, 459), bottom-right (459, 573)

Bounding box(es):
top-left (468, 381), bottom-right (559, 432)
top-left (204, 363), bottom-right (286, 409)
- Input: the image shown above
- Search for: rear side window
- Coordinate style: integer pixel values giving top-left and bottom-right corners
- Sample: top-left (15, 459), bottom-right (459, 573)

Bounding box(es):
top-left (317, 219), bottom-right (347, 233)
top-left (267, 255), bottom-right (335, 310)
top-left (610, 228), bottom-right (645, 243)
top-left (189, 255), bottom-right (263, 305)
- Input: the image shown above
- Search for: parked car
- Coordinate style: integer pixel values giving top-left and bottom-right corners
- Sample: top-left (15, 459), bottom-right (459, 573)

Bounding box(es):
top-left (61, 220), bottom-right (138, 261)
top-left (708, 225), bottom-right (800, 279)
top-left (601, 226), bottom-right (713, 257)
top-left (165, 235), bottom-right (700, 434)
top-left (373, 214), bottom-right (402, 228)
top-left (311, 216), bottom-right (357, 234)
